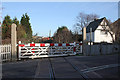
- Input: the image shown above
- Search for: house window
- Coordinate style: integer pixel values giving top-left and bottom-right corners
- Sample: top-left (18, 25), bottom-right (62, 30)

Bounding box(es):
top-left (101, 30), bottom-right (108, 35)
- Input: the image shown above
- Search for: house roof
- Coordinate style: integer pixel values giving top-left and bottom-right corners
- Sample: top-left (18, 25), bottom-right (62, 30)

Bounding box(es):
top-left (86, 17), bottom-right (105, 33)
top-left (111, 18), bottom-right (120, 34)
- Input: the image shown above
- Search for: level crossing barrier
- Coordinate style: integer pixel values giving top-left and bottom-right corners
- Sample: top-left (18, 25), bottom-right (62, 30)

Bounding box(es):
top-left (18, 41), bottom-right (82, 59)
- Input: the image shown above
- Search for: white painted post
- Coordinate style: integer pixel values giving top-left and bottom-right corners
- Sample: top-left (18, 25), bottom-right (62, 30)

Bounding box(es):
top-left (18, 41), bottom-right (21, 60)
top-left (11, 23), bottom-right (17, 61)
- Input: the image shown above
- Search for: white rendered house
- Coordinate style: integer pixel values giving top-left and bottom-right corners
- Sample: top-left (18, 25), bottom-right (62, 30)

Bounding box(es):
top-left (86, 17), bottom-right (115, 43)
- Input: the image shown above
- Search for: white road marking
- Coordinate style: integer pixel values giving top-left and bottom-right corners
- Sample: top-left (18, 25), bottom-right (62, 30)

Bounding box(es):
top-left (81, 64), bottom-right (119, 73)
top-left (80, 64), bottom-right (103, 78)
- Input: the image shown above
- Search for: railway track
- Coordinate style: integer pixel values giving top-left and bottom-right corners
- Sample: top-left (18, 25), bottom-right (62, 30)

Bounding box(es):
top-left (36, 57), bottom-right (91, 80)
top-left (48, 57), bottom-right (91, 80)
top-left (63, 57), bottom-right (90, 80)
top-left (33, 56), bottom-right (119, 80)
top-left (48, 58), bottom-right (55, 80)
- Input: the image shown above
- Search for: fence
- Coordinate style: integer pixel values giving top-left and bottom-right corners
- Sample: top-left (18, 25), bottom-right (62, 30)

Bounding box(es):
top-left (18, 42), bottom-right (82, 59)
top-left (85, 44), bottom-right (120, 55)
top-left (0, 44), bottom-right (11, 61)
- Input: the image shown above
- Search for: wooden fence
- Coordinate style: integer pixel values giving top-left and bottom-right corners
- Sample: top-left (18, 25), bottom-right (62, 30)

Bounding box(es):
top-left (0, 44), bottom-right (11, 61)
top-left (85, 44), bottom-right (120, 55)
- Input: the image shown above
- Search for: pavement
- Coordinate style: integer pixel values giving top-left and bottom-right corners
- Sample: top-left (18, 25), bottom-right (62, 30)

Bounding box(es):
top-left (1, 54), bottom-right (120, 80)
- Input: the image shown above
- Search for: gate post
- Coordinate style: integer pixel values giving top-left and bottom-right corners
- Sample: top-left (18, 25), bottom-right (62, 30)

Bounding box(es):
top-left (11, 23), bottom-right (17, 61)
top-left (82, 27), bottom-right (87, 56)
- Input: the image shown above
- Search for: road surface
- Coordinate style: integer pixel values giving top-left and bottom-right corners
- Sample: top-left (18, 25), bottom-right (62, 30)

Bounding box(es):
top-left (2, 54), bottom-right (119, 80)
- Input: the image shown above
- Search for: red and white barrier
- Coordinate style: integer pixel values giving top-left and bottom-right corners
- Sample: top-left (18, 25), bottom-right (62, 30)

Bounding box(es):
top-left (18, 41), bottom-right (82, 59)
top-left (19, 43), bottom-right (75, 47)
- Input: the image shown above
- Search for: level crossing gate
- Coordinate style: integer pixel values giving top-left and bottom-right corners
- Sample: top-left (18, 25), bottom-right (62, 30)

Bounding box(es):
top-left (18, 41), bottom-right (82, 59)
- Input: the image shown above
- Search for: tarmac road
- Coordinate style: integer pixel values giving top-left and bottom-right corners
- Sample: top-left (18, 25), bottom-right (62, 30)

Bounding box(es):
top-left (1, 54), bottom-right (119, 80)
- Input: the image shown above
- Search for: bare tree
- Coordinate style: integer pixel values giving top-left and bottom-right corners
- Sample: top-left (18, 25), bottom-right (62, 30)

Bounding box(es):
top-left (73, 12), bottom-right (99, 42)
top-left (74, 12), bottom-right (99, 31)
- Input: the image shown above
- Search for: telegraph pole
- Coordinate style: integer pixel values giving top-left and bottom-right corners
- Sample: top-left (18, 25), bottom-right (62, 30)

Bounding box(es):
top-left (90, 28), bottom-right (92, 45)
top-left (90, 28), bottom-right (92, 55)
